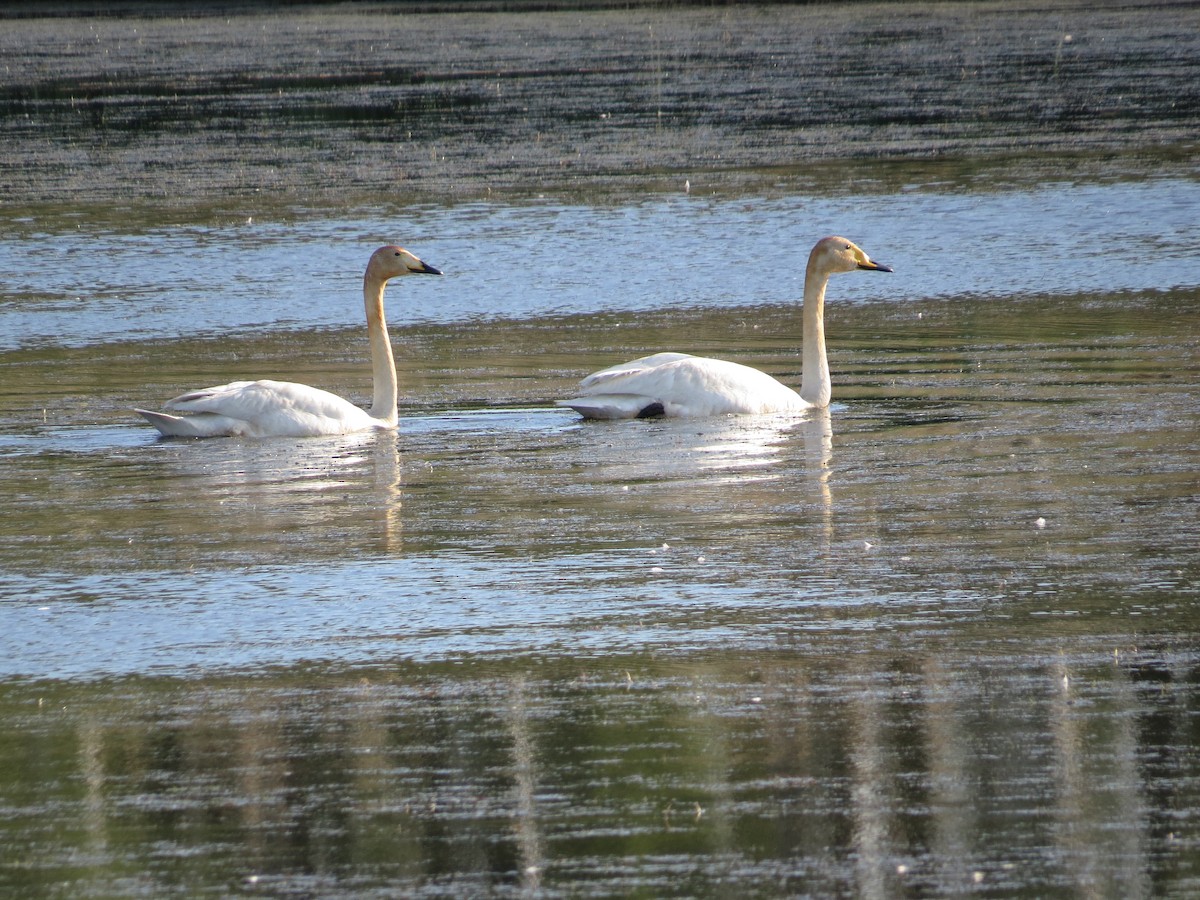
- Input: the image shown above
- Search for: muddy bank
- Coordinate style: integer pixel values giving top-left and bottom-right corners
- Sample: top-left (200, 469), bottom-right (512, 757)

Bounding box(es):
top-left (0, 0), bottom-right (1196, 212)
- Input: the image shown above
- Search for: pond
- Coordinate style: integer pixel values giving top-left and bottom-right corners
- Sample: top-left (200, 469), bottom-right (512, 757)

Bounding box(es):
top-left (1, 2), bottom-right (1199, 897)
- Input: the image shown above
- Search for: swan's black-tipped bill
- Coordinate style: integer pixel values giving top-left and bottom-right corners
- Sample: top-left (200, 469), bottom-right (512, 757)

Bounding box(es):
top-left (413, 261), bottom-right (443, 275)
top-left (859, 260), bottom-right (893, 273)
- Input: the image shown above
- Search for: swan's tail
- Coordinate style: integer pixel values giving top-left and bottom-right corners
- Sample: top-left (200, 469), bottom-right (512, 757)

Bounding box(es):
top-left (135, 408), bottom-right (241, 438)
top-left (556, 395), bottom-right (665, 420)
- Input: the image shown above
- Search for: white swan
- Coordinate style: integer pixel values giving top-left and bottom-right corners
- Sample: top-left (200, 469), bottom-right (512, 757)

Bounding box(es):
top-left (558, 236), bottom-right (891, 419)
top-left (136, 245), bottom-right (442, 438)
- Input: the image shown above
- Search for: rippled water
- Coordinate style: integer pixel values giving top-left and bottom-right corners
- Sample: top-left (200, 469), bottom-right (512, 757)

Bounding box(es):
top-left (2, 2), bottom-right (1199, 897)
top-left (1, 178), bottom-right (1197, 351)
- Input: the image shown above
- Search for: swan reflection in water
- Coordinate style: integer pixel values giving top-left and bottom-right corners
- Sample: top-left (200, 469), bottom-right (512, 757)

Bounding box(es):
top-left (145, 428), bottom-right (405, 554)
top-left (571, 406), bottom-right (832, 482)
top-left (136, 406), bottom-right (835, 562)
top-left (564, 406), bottom-right (836, 552)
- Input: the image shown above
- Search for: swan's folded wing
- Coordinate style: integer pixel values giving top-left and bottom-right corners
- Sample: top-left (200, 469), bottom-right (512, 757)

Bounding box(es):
top-left (577, 353), bottom-right (695, 390)
top-left (162, 381), bottom-right (260, 414)
top-left (164, 379), bottom-right (356, 420)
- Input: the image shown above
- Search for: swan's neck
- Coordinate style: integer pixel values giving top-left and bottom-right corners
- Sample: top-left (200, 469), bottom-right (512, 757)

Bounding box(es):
top-left (800, 265), bottom-right (831, 408)
top-left (364, 272), bottom-right (398, 425)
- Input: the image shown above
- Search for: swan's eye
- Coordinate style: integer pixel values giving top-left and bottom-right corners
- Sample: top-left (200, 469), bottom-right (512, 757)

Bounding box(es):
top-left (844, 244), bottom-right (852, 250)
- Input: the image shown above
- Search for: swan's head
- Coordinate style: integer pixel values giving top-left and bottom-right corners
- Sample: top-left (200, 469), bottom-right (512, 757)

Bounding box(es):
top-left (812, 236), bottom-right (892, 275)
top-left (369, 245), bottom-right (443, 280)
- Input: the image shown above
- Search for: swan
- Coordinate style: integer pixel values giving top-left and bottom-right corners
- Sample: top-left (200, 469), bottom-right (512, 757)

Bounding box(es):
top-left (558, 236), bottom-right (891, 419)
top-left (136, 245), bottom-right (442, 438)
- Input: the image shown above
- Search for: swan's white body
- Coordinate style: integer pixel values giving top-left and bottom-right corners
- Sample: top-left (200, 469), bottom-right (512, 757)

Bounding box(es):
top-left (136, 379), bottom-right (383, 438)
top-left (561, 352), bottom-right (810, 419)
top-left (559, 236), bottom-right (891, 419)
top-left (136, 245), bottom-right (441, 438)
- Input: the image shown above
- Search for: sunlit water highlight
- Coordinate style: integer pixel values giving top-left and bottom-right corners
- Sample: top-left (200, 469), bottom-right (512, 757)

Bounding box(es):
top-left (1, 179), bottom-right (1197, 350)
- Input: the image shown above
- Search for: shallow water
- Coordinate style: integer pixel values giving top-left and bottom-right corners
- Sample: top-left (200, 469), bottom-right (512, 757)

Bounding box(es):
top-left (2, 2), bottom-right (1200, 898)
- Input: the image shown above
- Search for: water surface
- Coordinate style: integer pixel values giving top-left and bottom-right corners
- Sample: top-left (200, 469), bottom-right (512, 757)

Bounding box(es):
top-left (1, 178), bottom-right (1197, 351)
top-left (2, 2), bottom-right (1199, 897)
